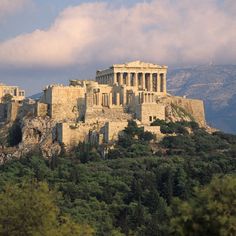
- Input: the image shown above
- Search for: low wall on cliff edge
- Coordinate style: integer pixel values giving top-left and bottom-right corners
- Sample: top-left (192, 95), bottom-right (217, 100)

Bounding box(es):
top-left (163, 96), bottom-right (206, 127)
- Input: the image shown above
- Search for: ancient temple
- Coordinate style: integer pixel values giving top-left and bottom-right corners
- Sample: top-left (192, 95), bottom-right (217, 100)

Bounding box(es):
top-left (96, 61), bottom-right (167, 94)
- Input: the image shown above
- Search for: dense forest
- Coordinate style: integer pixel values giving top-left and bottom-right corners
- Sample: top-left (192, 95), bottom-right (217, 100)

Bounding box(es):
top-left (0, 120), bottom-right (235, 236)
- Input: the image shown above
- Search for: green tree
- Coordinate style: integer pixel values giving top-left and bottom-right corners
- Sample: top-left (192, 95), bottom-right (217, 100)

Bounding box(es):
top-left (139, 131), bottom-right (155, 141)
top-left (0, 181), bottom-right (94, 236)
top-left (124, 120), bottom-right (143, 138)
top-left (171, 175), bottom-right (236, 236)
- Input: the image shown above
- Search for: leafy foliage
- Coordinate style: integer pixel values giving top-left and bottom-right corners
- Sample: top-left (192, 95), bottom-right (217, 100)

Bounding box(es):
top-left (0, 121), bottom-right (236, 235)
top-left (151, 119), bottom-right (199, 134)
top-left (0, 180), bottom-right (94, 236)
top-left (171, 175), bottom-right (236, 236)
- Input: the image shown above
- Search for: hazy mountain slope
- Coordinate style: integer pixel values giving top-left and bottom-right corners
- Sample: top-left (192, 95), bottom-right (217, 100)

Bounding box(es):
top-left (168, 65), bottom-right (236, 133)
top-left (28, 92), bottom-right (43, 100)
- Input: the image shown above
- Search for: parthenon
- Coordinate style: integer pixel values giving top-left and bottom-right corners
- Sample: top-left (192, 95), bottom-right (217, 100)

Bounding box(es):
top-left (96, 61), bottom-right (167, 94)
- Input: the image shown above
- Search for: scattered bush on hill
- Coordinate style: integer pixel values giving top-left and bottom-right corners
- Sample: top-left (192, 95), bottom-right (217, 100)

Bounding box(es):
top-left (1, 119), bottom-right (236, 235)
top-left (151, 119), bottom-right (199, 134)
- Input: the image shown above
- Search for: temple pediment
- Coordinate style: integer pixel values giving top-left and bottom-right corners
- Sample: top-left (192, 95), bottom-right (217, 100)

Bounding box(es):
top-left (112, 61), bottom-right (167, 69)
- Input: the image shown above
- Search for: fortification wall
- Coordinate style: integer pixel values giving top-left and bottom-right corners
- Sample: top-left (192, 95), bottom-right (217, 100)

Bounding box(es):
top-left (42, 86), bottom-right (86, 121)
top-left (163, 96), bottom-right (206, 126)
top-left (36, 102), bottom-right (48, 117)
top-left (56, 122), bottom-right (103, 147)
top-left (85, 107), bottom-right (132, 123)
top-left (136, 103), bottom-right (165, 124)
top-left (7, 102), bottom-right (20, 122)
top-left (104, 121), bottom-right (128, 142)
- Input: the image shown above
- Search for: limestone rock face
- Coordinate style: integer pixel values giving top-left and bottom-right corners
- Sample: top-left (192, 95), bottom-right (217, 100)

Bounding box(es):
top-left (158, 96), bottom-right (206, 127)
top-left (21, 116), bottom-right (54, 145)
top-left (165, 104), bottom-right (193, 123)
top-left (16, 116), bottom-right (61, 159)
top-left (0, 153), bottom-right (13, 165)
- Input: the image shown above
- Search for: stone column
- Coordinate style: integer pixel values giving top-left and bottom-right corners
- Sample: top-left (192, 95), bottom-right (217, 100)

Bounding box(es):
top-left (97, 93), bottom-right (100, 106)
top-left (159, 73), bottom-right (165, 93)
top-left (154, 75), bottom-right (158, 92)
top-left (105, 94), bottom-right (108, 106)
top-left (142, 73), bottom-right (145, 90)
top-left (163, 73), bottom-right (167, 94)
top-left (109, 93), bottom-right (113, 107)
top-left (157, 73), bottom-right (160, 93)
top-left (116, 93), bottom-right (120, 105)
top-left (120, 72), bottom-right (124, 85)
top-left (150, 73), bottom-right (153, 92)
top-left (133, 73), bottom-right (137, 88)
top-left (127, 72), bottom-right (131, 86)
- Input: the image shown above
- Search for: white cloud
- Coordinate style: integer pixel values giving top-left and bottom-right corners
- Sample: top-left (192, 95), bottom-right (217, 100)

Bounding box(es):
top-left (0, 0), bottom-right (235, 68)
top-left (0, 0), bottom-right (30, 18)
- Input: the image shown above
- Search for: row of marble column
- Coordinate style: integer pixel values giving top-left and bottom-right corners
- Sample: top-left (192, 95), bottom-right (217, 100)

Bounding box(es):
top-left (139, 92), bottom-right (156, 104)
top-left (93, 91), bottom-right (157, 107)
top-left (93, 92), bottom-right (119, 107)
top-left (96, 72), bottom-right (166, 93)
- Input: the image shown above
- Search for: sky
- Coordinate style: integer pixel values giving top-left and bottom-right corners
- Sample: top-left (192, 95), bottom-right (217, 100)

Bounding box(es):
top-left (0, 0), bottom-right (235, 95)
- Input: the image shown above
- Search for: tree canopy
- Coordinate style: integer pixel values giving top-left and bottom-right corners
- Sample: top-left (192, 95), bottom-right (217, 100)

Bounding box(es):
top-left (0, 120), bottom-right (236, 235)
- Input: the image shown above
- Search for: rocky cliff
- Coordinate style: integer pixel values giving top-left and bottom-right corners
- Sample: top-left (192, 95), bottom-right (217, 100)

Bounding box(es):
top-left (0, 116), bottom-right (61, 163)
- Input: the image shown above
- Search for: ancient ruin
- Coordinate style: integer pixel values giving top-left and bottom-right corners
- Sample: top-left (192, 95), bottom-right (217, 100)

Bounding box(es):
top-left (0, 84), bottom-right (25, 103)
top-left (0, 61), bottom-right (206, 159)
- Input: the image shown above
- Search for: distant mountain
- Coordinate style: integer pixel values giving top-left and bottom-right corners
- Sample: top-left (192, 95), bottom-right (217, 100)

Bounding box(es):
top-left (168, 65), bottom-right (236, 133)
top-left (28, 92), bottom-right (43, 100)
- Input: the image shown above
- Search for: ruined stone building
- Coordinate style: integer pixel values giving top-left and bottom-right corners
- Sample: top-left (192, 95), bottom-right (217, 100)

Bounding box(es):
top-left (0, 84), bottom-right (25, 122)
top-left (36, 61), bottom-right (205, 148)
top-left (0, 84), bottom-right (25, 102)
top-left (0, 61), bottom-right (206, 158)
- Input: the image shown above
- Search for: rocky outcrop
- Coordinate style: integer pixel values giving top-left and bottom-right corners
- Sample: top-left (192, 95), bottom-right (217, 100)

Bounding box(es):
top-left (165, 103), bottom-right (193, 123)
top-left (14, 116), bottom-right (61, 159)
top-left (158, 95), bottom-right (206, 127)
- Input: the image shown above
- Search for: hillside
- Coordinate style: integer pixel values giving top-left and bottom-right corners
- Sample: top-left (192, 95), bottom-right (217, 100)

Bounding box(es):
top-left (168, 65), bottom-right (236, 133)
top-left (0, 120), bottom-right (236, 235)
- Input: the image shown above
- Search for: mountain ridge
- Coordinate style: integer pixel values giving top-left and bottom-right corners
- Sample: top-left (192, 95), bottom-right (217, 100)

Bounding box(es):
top-left (168, 64), bottom-right (236, 133)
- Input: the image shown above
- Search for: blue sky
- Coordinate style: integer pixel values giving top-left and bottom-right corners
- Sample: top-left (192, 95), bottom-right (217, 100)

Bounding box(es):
top-left (0, 0), bottom-right (143, 40)
top-left (0, 0), bottom-right (235, 95)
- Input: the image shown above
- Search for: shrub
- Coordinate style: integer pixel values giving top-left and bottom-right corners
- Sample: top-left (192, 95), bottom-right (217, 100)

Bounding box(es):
top-left (139, 131), bottom-right (155, 141)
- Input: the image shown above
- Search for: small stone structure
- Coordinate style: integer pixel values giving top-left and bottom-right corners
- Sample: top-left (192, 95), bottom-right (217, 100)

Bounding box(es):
top-left (0, 61), bottom-right (207, 156)
top-left (0, 83), bottom-right (25, 102)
